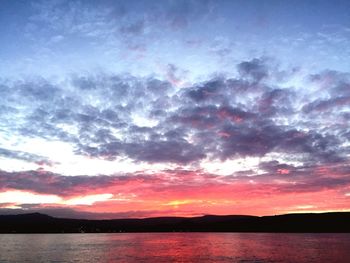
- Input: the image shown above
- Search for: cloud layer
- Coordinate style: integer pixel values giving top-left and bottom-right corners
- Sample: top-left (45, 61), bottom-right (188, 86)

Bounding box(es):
top-left (1, 0), bottom-right (350, 218)
top-left (0, 58), bottom-right (349, 218)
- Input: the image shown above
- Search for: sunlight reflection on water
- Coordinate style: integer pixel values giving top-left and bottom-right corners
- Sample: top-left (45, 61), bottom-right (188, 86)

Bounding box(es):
top-left (0, 233), bottom-right (350, 262)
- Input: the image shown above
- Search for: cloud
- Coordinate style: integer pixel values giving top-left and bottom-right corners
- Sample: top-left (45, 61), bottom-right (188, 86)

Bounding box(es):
top-left (237, 58), bottom-right (269, 82)
top-left (2, 1), bottom-right (350, 217)
top-left (0, 169), bottom-right (126, 197)
top-left (302, 96), bottom-right (350, 113)
top-left (1, 58), bottom-right (349, 168)
top-left (186, 79), bottom-right (225, 102)
top-left (0, 148), bottom-right (52, 165)
top-left (1, 160), bottom-right (350, 218)
top-left (2, 159), bottom-right (350, 198)
top-left (0, 60), bottom-right (348, 209)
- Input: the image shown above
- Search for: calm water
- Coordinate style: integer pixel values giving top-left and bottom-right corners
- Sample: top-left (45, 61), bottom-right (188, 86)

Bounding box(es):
top-left (0, 233), bottom-right (349, 263)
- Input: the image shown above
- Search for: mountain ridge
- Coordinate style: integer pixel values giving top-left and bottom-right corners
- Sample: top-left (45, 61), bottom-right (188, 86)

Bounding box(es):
top-left (1, 212), bottom-right (349, 233)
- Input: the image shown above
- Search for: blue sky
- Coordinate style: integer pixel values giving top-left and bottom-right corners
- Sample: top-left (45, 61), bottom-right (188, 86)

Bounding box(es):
top-left (1, 0), bottom-right (350, 79)
top-left (0, 0), bottom-right (350, 218)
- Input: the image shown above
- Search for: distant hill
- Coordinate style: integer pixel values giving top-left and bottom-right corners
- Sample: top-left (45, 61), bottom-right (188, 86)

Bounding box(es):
top-left (0, 212), bottom-right (350, 233)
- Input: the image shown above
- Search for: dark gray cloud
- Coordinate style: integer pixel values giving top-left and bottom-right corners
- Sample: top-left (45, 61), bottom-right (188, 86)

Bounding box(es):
top-left (0, 169), bottom-right (157, 197)
top-left (0, 148), bottom-right (52, 165)
top-left (0, 58), bottom-right (349, 168)
top-left (1, 160), bottom-right (350, 204)
top-left (186, 79), bottom-right (225, 102)
top-left (256, 88), bottom-right (295, 116)
top-left (302, 96), bottom-right (350, 113)
top-left (237, 58), bottom-right (269, 82)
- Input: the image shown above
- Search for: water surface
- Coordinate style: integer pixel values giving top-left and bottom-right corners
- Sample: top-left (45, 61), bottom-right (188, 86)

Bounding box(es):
top-left (0, 233), bottom-right (349, 262)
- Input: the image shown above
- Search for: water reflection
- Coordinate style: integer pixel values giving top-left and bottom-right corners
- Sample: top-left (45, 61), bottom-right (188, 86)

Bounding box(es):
top-left (0, 233), bottom-right (350, 262)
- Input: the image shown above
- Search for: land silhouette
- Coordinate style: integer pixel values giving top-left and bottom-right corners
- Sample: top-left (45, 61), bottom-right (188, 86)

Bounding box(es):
top-left (1, 212), bottom-right (349, 233)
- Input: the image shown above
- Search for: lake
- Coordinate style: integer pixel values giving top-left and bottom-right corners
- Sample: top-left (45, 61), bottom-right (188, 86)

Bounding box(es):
top-left (0, 233), bottom-right (349, 262)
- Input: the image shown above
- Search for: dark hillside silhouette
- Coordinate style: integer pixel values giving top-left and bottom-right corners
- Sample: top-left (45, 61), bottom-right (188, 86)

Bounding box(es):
top-left (1, 212), bottom-right (349, 233)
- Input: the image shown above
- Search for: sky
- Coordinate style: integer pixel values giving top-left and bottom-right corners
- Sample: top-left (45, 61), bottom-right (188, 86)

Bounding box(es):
top-left (0, 0), bottom-right (350, 219)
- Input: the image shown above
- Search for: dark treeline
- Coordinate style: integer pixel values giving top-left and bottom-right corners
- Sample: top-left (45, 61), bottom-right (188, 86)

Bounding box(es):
top-left (1, 212), bottom-right (350, 233)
